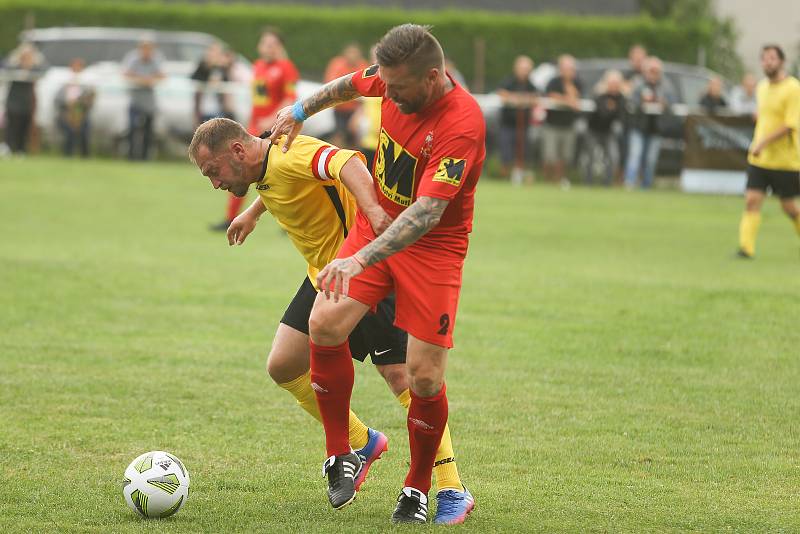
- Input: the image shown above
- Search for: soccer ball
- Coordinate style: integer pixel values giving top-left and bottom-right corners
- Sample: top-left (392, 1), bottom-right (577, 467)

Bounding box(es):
top-left (123, 451), bottom-right (190, 518)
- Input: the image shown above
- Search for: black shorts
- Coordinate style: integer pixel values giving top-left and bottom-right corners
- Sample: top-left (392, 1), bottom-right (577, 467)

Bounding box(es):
top-left (746, 164), bottom-right (800, 199)
top-left (280, 277), bottom-right (407, 365)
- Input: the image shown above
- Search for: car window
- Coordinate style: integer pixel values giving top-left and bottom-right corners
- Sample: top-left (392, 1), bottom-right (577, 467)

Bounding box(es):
top-left (675, 73), bottom-right (711, 107)
top-left (173, 42), bottom-right (208, 64)
top-left (30, 38), bottom-right (211, 66)
top-left (33, 39), bottom-right (138, 66)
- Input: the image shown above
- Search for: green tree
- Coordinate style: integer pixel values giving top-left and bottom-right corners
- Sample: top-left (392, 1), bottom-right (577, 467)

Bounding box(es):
top-left (639, 0), bottom-right (742, 79)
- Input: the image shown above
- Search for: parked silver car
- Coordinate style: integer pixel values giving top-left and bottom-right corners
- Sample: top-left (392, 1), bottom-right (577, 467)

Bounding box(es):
top-left (2, 27), bottom-right (332, 155)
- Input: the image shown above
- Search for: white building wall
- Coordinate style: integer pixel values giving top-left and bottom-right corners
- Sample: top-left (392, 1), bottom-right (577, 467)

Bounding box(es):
top-left (715, 0), bottom-right (800, 75)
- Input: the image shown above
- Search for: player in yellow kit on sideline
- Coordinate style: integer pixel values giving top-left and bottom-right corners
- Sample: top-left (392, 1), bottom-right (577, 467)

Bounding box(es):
top-left (187, 117), bottom-right (467, 504)
top-left (737, 44), bottom-right (800, 258)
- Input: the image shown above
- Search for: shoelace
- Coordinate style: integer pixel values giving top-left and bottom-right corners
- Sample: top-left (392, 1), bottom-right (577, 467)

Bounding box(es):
top-left (326, 461), bottom-right (345, 484)
top-left (436, 490), bottom-right (464, 515)
top-left (397, 495), bottom-right (422, 516)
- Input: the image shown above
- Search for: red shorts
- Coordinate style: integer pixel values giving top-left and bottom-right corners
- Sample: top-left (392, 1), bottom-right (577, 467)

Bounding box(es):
top-left (336, 213), bottom-right (465, 348)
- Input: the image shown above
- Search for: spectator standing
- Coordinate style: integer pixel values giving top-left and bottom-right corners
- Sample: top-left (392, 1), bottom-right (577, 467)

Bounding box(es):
top-left (730, 72), bottom-right (758, 118)
top-left (4, 43), bottom-right (44, 154)
top-left (191, 42), bottom-right (234, 126)
top-left (584, 69), bottom-right (625, 185)
top-left (699, 76), bottom-right (728, 115)
top-left (623, 57), bottom-right (676, 189)
top-left (55, 57), bottom-right (95, 157)
top-left (542, 54), bottom-right (583, 186)
top-left (324, 43), bottom-right (368, 148)
top-left (212, 27), bottom-right (299, 231)
top-left (123, 38), bottom-right (165, 161)
top-left (496, 55), bottom-right (538, 182)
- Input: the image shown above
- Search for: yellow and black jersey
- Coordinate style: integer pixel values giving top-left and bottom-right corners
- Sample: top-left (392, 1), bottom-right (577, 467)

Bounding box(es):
top-left (748, 76), bottom-right (800, 171)
top-left (256, 135), bottom-right (365, 287)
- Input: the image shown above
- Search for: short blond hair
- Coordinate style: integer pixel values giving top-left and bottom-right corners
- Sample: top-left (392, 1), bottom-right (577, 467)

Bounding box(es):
top-left (188, 118), bottom-right (250, 164)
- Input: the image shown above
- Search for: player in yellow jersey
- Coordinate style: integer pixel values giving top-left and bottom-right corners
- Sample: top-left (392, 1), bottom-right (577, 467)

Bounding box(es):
top-left (737, 45), bottom-right (800, 258)
top-left (187, 117), bottom-right (467, 502)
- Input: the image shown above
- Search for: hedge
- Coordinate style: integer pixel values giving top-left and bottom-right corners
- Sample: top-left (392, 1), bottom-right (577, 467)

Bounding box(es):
top-left (0, 0), bottom-right (714, 89)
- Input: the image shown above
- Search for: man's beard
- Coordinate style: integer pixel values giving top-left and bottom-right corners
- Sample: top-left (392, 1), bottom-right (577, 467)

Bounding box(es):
top-left (229, 158), bottom-right (249, 196)
top-left (230, 184), bottom-right (249, 197)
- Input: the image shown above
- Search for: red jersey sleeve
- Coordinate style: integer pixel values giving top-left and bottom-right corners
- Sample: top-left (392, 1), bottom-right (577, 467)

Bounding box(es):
top-left (417, 132), bottom-right (481, 201)
top-left (351, 64), bottom-right (384, 97)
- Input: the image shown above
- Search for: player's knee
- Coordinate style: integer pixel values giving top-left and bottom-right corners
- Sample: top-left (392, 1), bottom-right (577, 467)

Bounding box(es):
top-left (266, 348), bottom-right (295, 384)
top-left (745, 196), bottom-right (762, 211)
top-left (308, 307), bottom-right (347, 344)
top-left (407, 364), bottom-right (444, 398)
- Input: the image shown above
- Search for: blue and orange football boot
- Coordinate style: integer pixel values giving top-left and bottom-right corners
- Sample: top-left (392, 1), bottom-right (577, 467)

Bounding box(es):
top-left (353, 428), bottom-right (388, 491)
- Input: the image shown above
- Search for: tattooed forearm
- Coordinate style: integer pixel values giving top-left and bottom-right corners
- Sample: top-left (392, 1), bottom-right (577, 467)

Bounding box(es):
top-left (357, 197), bottom-right (449, 266)
top-left (302, 73), bottom-right (360, 116)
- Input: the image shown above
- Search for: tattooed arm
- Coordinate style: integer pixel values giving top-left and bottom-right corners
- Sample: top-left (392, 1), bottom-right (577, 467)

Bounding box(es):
top-left (300, 73), bottom-right (360, 116)
top-left (316, 197), bottom-right (450, 302)
top-left (268, 73), bottom-right (359, 151)
top-left (356, 197), bottom-right (449, 265)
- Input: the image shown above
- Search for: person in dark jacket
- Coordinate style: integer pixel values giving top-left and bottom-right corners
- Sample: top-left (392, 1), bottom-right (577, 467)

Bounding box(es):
top-left (496, 55), bottom-right (538, 180)
top-left (542, 54), bottom-right (583, 186)
top-left (190, 42), bottom-right (234, 126)
top-left (584, 70), bottom-right (625, 185)
top-left (4, 43), bottom-right (44, 154)
top-left (699, 76), bottom-right (728, 115)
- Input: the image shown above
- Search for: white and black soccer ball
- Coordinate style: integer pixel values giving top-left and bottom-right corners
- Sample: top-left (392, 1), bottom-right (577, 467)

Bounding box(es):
top-left (123, 451), bottom-right (190, 518)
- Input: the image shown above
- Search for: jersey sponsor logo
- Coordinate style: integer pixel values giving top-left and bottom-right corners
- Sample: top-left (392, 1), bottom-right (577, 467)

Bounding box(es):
top-left (375, 128), bottom-right (417, 207)
top-left (252, 80), bottom-right (270, 106)
top-left (362, 64), bottom-right (379, 78)
top-left (256, 183), bottom-right (270, 190)
top-left (432, 157), bottom-right (466, 186)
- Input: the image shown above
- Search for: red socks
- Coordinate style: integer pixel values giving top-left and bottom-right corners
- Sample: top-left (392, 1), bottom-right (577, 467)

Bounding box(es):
top-left (226, 193), bottom-right (244, 222)
top-left (309, 339), bottom-right (354, 457)
top-left (405, 384), bottom-right (448, 494)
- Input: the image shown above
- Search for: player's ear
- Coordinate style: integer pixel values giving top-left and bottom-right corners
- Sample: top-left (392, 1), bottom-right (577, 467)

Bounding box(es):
top-left (426, 67), bottom-right (439, 85)
top-left (230, 140), bottom-right (246, 159)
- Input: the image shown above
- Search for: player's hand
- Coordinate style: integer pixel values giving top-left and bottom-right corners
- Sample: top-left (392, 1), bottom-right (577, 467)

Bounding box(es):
top-left (316, 256), bottom-right (365, 303)
top-left (750, 142), bottom-right (763, 157)
top-left (365, 206), bottom-right (393, 236)
top-left (269, 106), bottom-right (303, 153)
top-left (227, 212), bottom-right (258, 246)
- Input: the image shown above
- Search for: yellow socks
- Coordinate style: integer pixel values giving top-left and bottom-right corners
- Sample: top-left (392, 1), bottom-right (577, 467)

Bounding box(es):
top-left (793, 214), bottom-right (800, 236)
top-left (397, 389), bottom-right (463, 492)
top-left (738, 211), bottom-right (761, 256)
top-left (278, 370), bottom-right (369, 450)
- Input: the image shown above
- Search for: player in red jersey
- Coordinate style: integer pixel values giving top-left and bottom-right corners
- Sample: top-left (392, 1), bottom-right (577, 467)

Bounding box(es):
top-left (212, 28), bottom-right (299, 231)
top-left (270, 24), bottom-right (484, 524)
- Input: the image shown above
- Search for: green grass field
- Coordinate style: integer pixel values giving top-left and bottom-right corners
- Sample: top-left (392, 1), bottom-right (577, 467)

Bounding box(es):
top-left (1, 156), bottom-right (799, 532)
